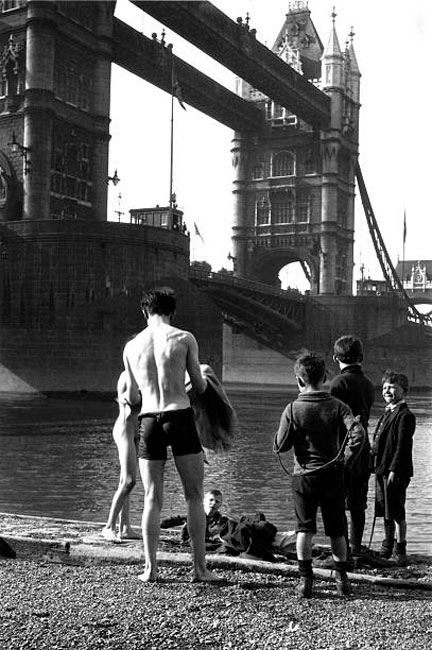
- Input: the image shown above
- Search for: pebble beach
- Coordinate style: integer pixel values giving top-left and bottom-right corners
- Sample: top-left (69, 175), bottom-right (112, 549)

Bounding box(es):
top-left (2, 557), bottom-right (431, 650)
top-left (1, 515), bottom-right (431, 649)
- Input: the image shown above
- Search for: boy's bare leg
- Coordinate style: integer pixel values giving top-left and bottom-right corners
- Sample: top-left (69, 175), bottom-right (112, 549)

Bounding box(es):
top-left (138, 458), bottom-right (165, 582)
top-left (330, 535), bottom-right (347, 562)
top-left (395, 520), bottom-right (407, 543)
top-left (119, 495), bottom-right (141, 539)
top-left (175, 452), bottom-right (221, 582)
top-left (296, 531), bottom-right (314, 560)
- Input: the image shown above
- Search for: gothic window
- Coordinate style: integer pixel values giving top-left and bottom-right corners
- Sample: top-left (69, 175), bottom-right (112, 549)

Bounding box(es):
top-left (51, 173), bottom-right (63, 194)
top-left (338, 193), bottom-right (348, 228)
top-left (256, 197), bottom-right (269, 225)
top-left (0, 34), bottom-right (24, 96)
top-left (253, 155), bottom-right (265, 180)
top-left (65, 176), bottom-right (77, 197)
top-left (66, 68), bottom-right (79, 106)
top-left (271, 191), bottom-right (294, 224)
top-left (297, 192), bottom-right (311, 223)
top-left (77, 181), bottom-right (89, 203)
top-left (78, 75), bottom-right (91, 111)
top-left (273, 103), bottom-right (284, 120)
top-left (272, 151), bottom-right (295, 177)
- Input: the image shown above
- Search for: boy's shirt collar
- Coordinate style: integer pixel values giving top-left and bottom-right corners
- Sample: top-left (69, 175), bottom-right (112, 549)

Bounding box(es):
top-left (385, 399), bottom-right (406, 412)
top-left (340, 364), bottom-right (363, 375)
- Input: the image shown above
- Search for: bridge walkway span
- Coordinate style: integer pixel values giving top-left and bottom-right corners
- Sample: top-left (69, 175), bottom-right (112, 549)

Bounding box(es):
top-left (189, 269), bottom-right (331, 358)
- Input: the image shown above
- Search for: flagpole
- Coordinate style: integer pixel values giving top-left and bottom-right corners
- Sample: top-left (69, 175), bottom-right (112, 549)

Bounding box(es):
top-left (169, 64), bottom-right (174, 214)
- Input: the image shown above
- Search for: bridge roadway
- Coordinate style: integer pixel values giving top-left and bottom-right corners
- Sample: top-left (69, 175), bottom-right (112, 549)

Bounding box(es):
top-left (189, 268), bottom-right (331, 357)
top-left (118, 1), bottom-right (330, 129)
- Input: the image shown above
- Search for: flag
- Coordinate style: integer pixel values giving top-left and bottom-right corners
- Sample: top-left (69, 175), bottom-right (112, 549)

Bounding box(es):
top-left (403, 210), bottom-right (407, 245)
top-left (172, 62), bottom-right (186, 110)
top-left (194, 221), bottom-right (204, 242)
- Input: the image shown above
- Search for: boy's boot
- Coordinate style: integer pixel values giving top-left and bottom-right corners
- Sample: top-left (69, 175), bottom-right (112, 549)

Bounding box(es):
top-left (393, 541), bottom-right (407, 567)
top-left (379, 520), bottom-right (395, 559)
top-left (334, 561), bottom-right (352, 597)
top-left (296, 560), bottom-right (314, 598)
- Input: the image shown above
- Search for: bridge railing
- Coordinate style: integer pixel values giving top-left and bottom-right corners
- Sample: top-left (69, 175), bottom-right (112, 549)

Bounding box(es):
top-left (189, 268), bottom-right (307, 303)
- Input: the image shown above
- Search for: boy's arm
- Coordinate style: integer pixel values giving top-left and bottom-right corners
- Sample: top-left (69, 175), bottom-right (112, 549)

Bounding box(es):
top-left (388, 410), bottom-right (416, 478)
top-left (340, 403), bottom-right (366, 467)
top-left (121, 347), bottom-right (141, 406)
top-left (274, 405), bottom-right (295, 453)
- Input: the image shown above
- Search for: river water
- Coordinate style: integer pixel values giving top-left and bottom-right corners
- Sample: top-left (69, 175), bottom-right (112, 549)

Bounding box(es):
top-left (0, 389), bottom-right (431, 555)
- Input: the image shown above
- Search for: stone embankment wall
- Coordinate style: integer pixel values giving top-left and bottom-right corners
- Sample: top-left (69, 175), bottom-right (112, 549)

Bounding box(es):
top-left (0, 221), bottom-right (222, 392)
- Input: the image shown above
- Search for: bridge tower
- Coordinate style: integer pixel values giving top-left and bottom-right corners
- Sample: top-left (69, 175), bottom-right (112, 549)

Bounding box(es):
top-left (231, 4), bottom-right (360, 296)
top-left (0, 0), bottom-right (114, 223)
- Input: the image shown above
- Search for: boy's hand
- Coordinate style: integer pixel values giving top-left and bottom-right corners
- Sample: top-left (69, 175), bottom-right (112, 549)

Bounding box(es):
top-left (387, 471), bottom-right (396, 484)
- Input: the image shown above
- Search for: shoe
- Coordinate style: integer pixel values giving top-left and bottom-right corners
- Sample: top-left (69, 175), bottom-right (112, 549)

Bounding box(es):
top-left (296, 574), bottom-right (313, 599)
top-left (378, 540), bottom-right (394, 559)
top-left (392, 542), bottom-right (407, 567)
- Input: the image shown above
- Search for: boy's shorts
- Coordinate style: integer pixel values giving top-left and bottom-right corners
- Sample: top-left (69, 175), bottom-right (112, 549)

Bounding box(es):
top-left (292, 468), bottom-right (345, 537)
top-left (138, 408), bottom-right (202, 461)
top-left (375, 475), bottom-right (410, 521)
top-left (344, 469), bottom-right (370, 511)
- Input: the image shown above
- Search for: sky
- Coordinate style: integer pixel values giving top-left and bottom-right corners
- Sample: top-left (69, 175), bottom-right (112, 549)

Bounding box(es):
top-left (108, 0), bottom-right (432, 291)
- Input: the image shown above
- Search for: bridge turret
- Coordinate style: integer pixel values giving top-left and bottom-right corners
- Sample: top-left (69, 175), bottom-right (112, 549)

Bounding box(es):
top-left (346, 30), bottom-right (361, 105)
top-left (321, 9), bottom-right (344, 128)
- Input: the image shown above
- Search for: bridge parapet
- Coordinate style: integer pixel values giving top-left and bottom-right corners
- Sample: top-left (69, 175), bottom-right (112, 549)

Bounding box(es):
top-left (189, 268), bottom-right (306, 303)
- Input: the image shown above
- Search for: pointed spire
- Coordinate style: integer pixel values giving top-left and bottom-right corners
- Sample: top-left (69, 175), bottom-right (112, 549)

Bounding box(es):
top-left (324, 7), bottom-right (342, 58)
top-left (347, 26), bottom-right (360, 75)
top-left (321, 6), bottom-right (343, 90)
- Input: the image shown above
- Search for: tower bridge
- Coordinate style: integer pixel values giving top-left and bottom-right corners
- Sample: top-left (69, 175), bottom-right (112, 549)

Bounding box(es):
top-left (0, 0), bottom-right (430, 393)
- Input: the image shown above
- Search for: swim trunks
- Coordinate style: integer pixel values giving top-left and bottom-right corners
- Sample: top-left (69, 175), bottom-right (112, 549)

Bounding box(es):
top-left (138, 408), bottom-right (202, 460)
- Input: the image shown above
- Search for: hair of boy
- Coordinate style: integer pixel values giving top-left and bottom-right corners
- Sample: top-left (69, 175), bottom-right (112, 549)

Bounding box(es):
top-left (141, 287), bottom-right (176, 316)
top-left (294, 351), bottom-right (326, 387)
top-left (205, 489), bottom-right (223, 500)
top-left (382, 369), bottom-right (409, 394)
top-left (333, 334), bottom-right (364, 364)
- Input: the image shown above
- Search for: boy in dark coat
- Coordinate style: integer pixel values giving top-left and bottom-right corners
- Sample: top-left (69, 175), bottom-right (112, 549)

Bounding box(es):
top-left (372, 370), bottom-right (416, 566)
top-left (330, 335), bottom-right (375, 556)
top-left (274, 351), bottom-right (365, 598)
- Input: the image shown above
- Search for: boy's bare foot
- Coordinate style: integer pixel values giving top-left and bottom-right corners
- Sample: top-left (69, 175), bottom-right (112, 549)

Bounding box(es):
top-left (137, 569), bottom-right (158, 583)
top-left (120, 528), bottom-right (142, 540)
top-left (101, 527), bottom-right (122, 544)
top-left (191, 568), bottom-right (225, 583)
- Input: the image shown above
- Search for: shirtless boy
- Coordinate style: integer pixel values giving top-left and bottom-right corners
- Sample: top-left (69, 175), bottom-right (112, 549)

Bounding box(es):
top-left (122, 287), bottom-right (220, 583)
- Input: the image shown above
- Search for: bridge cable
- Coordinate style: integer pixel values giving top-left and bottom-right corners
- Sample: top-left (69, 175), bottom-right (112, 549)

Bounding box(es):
top-left (355, 162), bottom-right (431, 328)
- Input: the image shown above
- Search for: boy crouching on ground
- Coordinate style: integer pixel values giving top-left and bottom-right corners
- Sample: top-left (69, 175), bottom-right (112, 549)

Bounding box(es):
top-left (274, 351), bottom-right (365, 598)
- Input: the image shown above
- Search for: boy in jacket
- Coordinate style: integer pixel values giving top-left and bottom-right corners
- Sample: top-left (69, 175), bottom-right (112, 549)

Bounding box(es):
top-left (330, 335), bottom-right (375, 557)
top-left (372, 370), bottom-right (416, 566)
top-left (274, 351), bottom-right (365, 598)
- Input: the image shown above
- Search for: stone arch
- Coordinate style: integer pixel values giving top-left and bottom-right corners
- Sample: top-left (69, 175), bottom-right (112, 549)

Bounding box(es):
top-left (248, 244), bottom-right (319, 293)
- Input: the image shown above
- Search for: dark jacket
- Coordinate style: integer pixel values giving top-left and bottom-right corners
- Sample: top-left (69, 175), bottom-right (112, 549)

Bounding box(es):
top-left (329, 365), bottom-right (375, 475)
top-left (275, 391), bottom-right (365, 475)
top-left (372, 402), bottom-right (416, 478)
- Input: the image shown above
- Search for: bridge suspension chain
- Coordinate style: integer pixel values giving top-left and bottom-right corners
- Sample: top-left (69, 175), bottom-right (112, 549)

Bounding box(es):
top-left (355, 163), bottom-right (432, 328)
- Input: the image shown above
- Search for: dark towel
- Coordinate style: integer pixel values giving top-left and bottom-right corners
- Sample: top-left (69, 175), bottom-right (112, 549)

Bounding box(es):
top-left (188, 364), bottom-right (237, 453)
